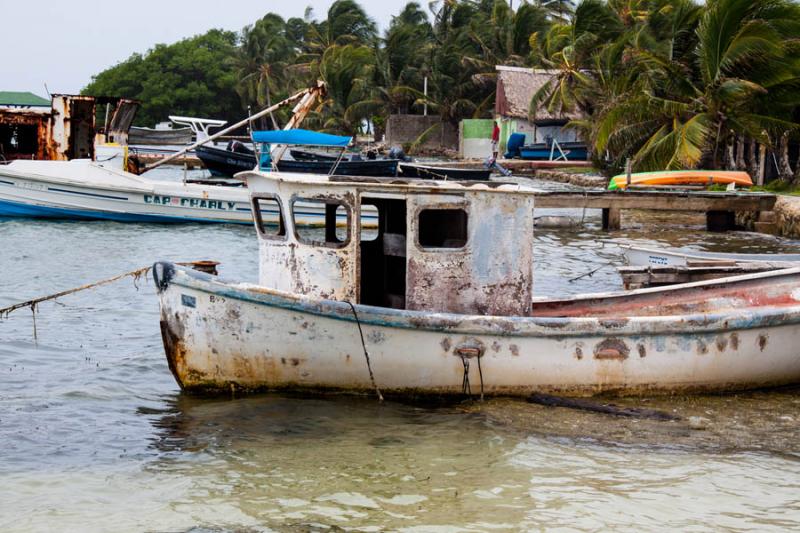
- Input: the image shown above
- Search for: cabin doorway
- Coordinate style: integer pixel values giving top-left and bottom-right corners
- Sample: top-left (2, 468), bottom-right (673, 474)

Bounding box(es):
top-left (68, 98), bottom-right (95, 160)
top-left (359, 198), bottom-right (407, 309)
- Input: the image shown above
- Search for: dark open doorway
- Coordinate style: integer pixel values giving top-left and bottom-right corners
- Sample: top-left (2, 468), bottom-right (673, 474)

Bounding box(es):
top-left (359, 198), bottom-right (407, 309)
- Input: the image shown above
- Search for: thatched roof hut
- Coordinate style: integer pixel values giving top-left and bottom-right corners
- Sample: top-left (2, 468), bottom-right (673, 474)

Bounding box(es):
top-left (494, 66), bottom-right (582, 124)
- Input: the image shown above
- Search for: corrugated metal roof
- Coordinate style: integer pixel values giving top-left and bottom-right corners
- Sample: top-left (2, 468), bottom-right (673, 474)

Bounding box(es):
top-left (0, 91), bottom-right (50, 107)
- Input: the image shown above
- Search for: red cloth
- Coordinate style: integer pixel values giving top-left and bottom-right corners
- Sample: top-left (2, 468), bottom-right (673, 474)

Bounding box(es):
top-left (491, 123), bottom-right (500, 142)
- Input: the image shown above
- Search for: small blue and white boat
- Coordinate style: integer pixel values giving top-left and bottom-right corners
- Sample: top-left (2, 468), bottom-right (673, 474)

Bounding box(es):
top-left (0, 129), bottom-right (376, 226)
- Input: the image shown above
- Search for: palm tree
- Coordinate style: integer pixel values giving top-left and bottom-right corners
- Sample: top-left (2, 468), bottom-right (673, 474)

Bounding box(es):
top-left (602, 0), bottom-right (800, 171)
top-left (529, 0), bottom-right (624, 118)
top-left (234, 14), bottom-right (295, 127)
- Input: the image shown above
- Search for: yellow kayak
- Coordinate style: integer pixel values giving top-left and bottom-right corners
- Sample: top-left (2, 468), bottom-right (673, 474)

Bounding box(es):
top-left (608, 170), bottom-right (753, 190)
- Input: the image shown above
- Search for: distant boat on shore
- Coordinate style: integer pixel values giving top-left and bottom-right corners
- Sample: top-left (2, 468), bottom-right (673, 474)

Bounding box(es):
top-left (128, 125), bottom-right (192, 146)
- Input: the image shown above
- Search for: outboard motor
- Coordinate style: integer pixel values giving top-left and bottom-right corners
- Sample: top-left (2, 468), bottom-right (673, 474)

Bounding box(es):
top-left (388, 146), bottom-right (410, 161)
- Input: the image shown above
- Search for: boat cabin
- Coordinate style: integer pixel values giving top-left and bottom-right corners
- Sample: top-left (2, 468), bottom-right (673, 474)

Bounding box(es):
top-left (245, 171), bottom-right (536, 317)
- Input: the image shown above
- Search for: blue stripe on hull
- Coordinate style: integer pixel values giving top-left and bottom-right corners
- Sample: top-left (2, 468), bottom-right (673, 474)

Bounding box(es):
top-left (0, 199), bottom-right (253, 224)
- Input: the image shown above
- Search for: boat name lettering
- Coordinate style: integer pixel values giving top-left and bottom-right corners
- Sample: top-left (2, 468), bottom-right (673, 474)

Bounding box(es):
top-left (144, 195), bottom-right (237, 210)
top-left (17, 181), bottom-right (46, 191)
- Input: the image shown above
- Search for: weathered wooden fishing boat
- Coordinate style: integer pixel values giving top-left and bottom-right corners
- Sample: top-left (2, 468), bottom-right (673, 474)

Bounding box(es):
top-left (153, 170), bottom-right (800, 397)
top-left (195, 144), bottom-right (255, 177)
top-left (398, 162), bottom-right (491, 181)
top-left (289, 149), bottom-right (490, 180)
top-left (618, 263), bottom-right (787, 290)
top-left (129, 125), bottom-right (193, 146)
top-left (618, 245), bottom-right (800, 289)
top-left (0, 129), bottom-right (377, 226)
top-left (623, 244), bottom-right (800, 268)
top-left (196, 143), bottom-right (401, 178)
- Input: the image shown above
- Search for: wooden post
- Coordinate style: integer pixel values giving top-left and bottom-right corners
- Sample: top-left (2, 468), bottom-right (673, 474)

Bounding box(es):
top-left (602, 207), bottom-right (621, 230)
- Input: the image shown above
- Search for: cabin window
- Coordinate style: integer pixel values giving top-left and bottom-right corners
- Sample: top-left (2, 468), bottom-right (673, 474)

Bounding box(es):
top-left (360, 203), bottom-right (379, 242)
top-left (252, 196), bottom-right (286, 238)
top-left (418, 208), bottom-right (468, 249)
top-left (292, 197), bottom-right (351, 248)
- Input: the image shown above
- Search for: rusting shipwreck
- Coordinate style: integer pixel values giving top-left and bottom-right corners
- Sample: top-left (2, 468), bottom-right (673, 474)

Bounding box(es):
top-left (153, 170), bottom-right (800, 397)
top-left (0, 95), bottom-right (137, 162)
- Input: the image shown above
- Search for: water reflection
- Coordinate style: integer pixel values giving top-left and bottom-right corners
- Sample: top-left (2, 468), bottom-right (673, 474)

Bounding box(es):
top-left (135, 390), bottom-right (800, 531)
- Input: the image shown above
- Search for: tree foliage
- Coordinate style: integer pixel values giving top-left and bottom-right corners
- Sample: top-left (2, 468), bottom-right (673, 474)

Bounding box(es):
top-left (84, 30), bottom-right (241, 126)
top-left (83, 0), bottom-right (800, 174)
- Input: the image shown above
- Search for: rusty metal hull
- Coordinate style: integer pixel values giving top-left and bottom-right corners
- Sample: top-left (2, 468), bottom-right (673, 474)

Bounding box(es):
top-left (154, 263), bottom-right (800, 397)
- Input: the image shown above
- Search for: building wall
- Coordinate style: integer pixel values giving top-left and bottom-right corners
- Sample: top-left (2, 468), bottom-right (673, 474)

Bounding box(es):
top-left (498, 117), bottom-right (580, 153)
top-left (459, 119), bottom-right (494, 158)
top-left (385, 115), bottom-right (458, 150)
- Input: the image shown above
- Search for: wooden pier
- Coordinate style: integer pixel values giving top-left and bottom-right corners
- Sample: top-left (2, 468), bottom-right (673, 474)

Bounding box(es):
top-left (532, 189), bottom-right (777, 231)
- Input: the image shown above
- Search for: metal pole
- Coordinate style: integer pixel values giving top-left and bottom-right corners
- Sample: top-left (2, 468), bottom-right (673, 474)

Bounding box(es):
top-left (423, 77), bottom-right (428, 116)
top-left (103, 103), bottom-right (111, 135)
top-left (141, 86), bottom-right (319, 173)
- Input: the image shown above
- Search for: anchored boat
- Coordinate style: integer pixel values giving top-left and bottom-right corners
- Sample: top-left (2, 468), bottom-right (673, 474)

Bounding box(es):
top-left (622, 244), bottom-right (800, 268)
top-left (0, 86), bottom-right (356, 225)
top-left (153, 169), bottom-right (800, 397)
top-left (196, 143), bottom-right (401, 178)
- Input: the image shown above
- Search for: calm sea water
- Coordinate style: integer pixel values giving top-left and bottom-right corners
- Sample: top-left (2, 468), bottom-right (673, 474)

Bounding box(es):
top-left (3, 173), bottom-right (800, 531)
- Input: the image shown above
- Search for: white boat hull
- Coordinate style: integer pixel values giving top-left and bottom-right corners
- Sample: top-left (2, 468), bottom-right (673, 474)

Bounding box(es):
top-left (624, 245), bottom-right (800, 268)
top-left (0, 160), bottom-right (363, 225)
top-left (154, 263), bottom-right (800, 396)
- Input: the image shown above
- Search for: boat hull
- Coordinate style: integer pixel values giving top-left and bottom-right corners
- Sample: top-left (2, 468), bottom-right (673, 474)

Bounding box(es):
top-left (0, 161), bottom-right (253, 224)
top-left (624, 245), bottom-right (800, 268)
top-left (154, 263), bottom-right (800, 397)
top-left (0, 161), bottom-right (361, 226)
top-left (519, 142), bottom-right (588, 161)
top-left (129, 127), bottom-right (192, 146)
top-left (195, 145), bottom-right (255, 177)
top-left (398, 163), bottom-right (491, 181)
top-left (609, 170), bottom-right (753, 190)
top-left (195, 145), bottom-right (400, 178)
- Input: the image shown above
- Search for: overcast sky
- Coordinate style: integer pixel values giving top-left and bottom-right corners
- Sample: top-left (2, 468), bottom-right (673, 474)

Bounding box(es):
top-left (3, 1), bottom-right (410, 95)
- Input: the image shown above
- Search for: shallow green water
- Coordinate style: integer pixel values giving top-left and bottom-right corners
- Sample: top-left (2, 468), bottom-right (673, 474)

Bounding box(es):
top-left (3, 176), bottom-right (800, 531)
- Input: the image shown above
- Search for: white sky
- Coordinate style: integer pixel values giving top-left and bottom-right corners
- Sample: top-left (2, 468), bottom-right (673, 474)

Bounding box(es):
top-left (2, 0), bottom-right (411, 95)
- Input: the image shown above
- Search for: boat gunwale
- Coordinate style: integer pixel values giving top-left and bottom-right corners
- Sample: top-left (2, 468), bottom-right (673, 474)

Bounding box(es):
top-left (0, 161), bottom-right (249, 200)
top-left (240, 169), bottom-right (538, 195)
top-left (622, 244), bottom-right (800, 265)
top-left (159, 262), bottom-right (800, 337)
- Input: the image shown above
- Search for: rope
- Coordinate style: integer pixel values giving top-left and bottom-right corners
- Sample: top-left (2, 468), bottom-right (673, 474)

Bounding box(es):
top-left (345, 301), bottom-right (384, 401)
top-left (460, 355), bottom-right (471, 395)
top-left (0, 266), bottom-right (152, 319)
top-left (0, 261), bottom-right (210, 319)
top-left (460, 353), bottom-right (484, 400)
top-left (477, 353), bottom-right (484, 401)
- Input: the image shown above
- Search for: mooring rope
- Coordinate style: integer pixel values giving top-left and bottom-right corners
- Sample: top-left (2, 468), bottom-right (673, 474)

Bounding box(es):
top-left (0, 266), bottom-right (152, 320)
top-left (460, 355), bottom-right (471, 395)
top-left (0, 261), bottom-right (211, 321)
top-left (345, 301), bottom-right (384, 402)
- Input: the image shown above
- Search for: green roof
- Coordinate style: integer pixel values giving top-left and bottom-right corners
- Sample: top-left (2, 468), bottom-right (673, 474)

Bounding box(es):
top-left (0, 91), bottom-right (50, 107)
